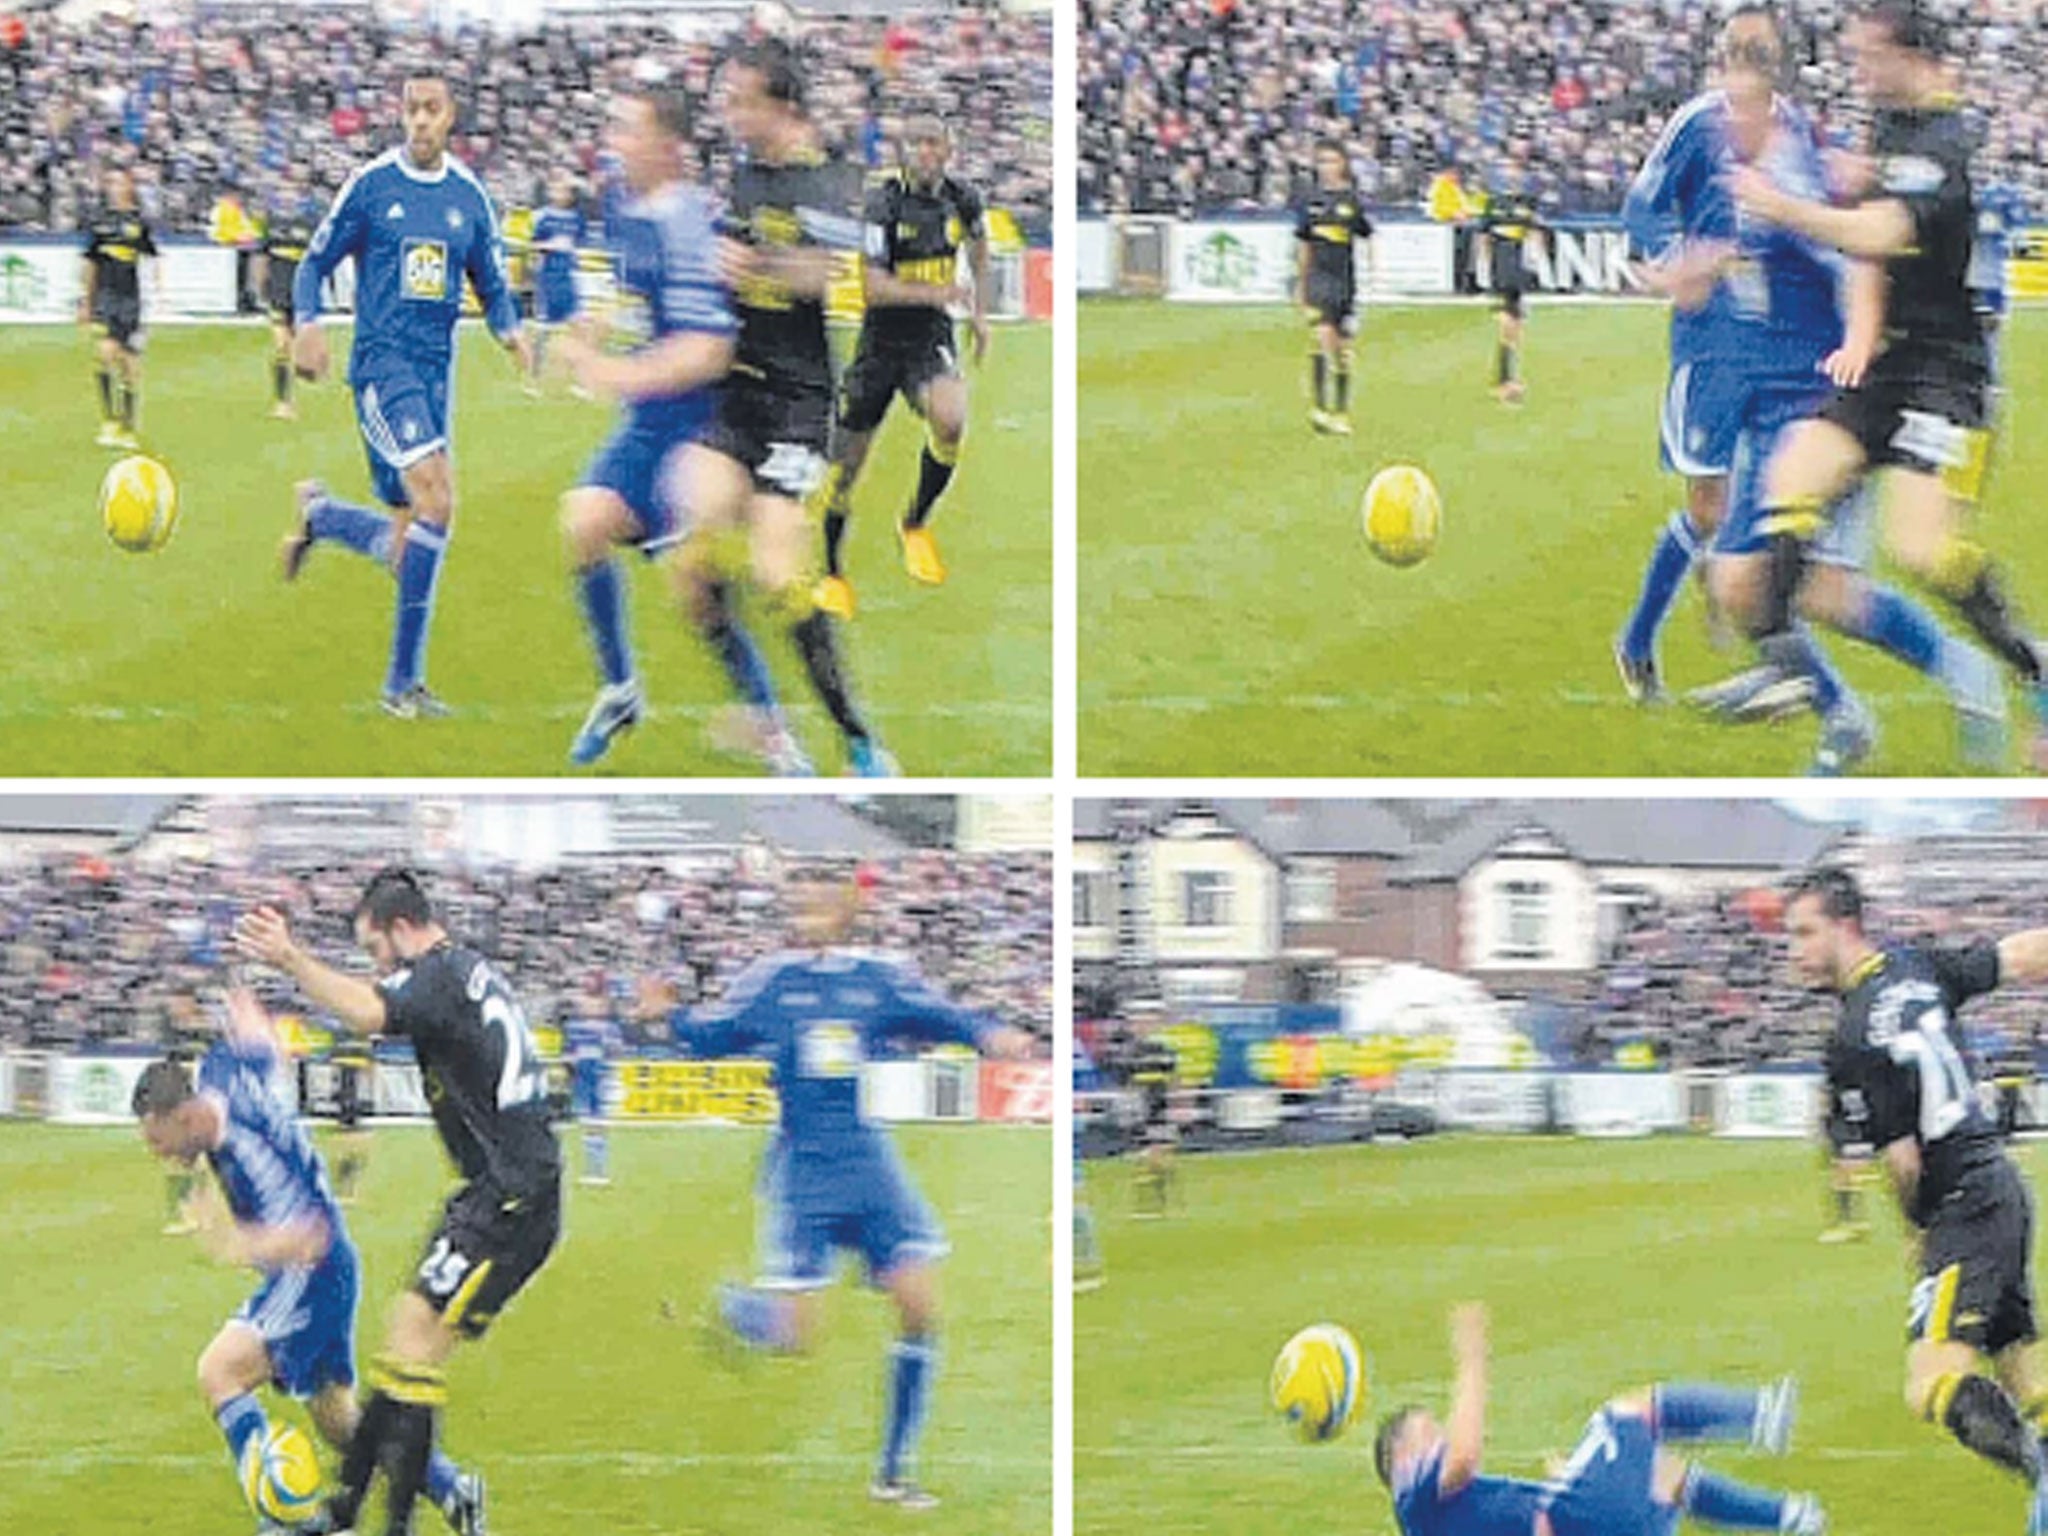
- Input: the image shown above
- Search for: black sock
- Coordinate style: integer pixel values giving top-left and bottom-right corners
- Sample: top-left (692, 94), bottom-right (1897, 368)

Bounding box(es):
top-left (1834, 1187), bottom-right (1853, 1222)
top-left (905, 447), bottom-right (955, 530)
top-left (118, 380), bottom-right (136, 430)
top-left (791, 611), bottom-right (869, 744)
top-left (1953, 567), bottom-right (2043, 684)
top-left (824, 508), bottom-right (849, 578)
top-left (1761, 528), bottom-right (1810, 638)
top-left (274, 358), bottom-right (291, 404)
top-left (1311, 351), bottom-right (1327, 410)
top-left (1941, 1374), bottom-right (2042, 1481)
top-left (381, 1399), bottom-right (437, 1536)
top-left (95, 367), bottom-right (113, 421)
top-left (1496, 343), bottom-right (1511, 385)
top-left (330, 1388), bottom-right (395, 1527)
top-left (1335, 364), bottom-right (1351, 414)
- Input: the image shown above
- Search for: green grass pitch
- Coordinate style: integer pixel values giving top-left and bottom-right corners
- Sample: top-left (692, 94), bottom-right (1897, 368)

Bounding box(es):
top-left (1079, 299), bottom-right (2048, 775)
top-left (0, 322), bottom-right (1049, 775)
top-left (1075, 1137), bottom-right (2048, 1534)
top-left (0, 1122), bottom-right (1050, 1535)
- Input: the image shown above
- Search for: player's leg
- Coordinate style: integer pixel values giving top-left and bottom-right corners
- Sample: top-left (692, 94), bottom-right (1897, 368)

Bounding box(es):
top-left (1619, 475), bottom-right (1724, 702)
top-left (716, 1160), bottom-right (827, 1354)
top-left (560, 482), bottom-right (649, 765)
top-left (1550, 1398), bottom-right (1820, 1536)
top-left (271, 316), bottom-right (296, 418)
top-left (114, 334), bottom-right (142, 445)
top-left (668, 443), bottom-right (808, 774)
top-left (378, 449), bottom-right (457, 714)
top-left (750, 485), bottom-right (893, 774)
top-left (900, 369), bottom-right (968, 584)
top-left (816, 340), bottom-right (895, 613)
top-left (196, 1321), bottom-right (280, 1510)
top-left (873, 1259), bottom-right (943, 1507)
top-left (576, 1063), bottom-right (611, 1185)
top-left (1328, 312), bottom-right (1357, 434)
top-left (1908, 1209), bottom-right (2046, 1489)
top-left (1309, 316), bottom-right (1335, 425)
top-left (93, 331), bottom-right (119, 444)
top-left (1074, 1165), bottom-right (1106, 1291)
top-left (1494, 296), bottom-right (1524, 402)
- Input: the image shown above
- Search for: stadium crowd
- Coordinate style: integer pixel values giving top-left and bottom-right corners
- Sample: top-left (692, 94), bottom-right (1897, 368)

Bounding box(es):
top-left (1079, 0), bottom-right (2046, 217)
top-left (0, 847), bottom-right (1052, 1055)
top-left (0, 5), bottom-right (1051, 237)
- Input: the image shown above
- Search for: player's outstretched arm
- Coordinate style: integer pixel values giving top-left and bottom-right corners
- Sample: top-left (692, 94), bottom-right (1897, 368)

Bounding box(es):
top-left (231, 906), bottom-right (387, 1036)
top-left (1726, 166), bottom-right (1915, 257)
top-left (1824, 259), bottom-right (1886, 387)
top-left (1997, 928), bottom-right (2048, 985)
top-left (1441, 1302), bottom-right (1488, 1493)
top-left (967, 229), bottom-right (991, 363)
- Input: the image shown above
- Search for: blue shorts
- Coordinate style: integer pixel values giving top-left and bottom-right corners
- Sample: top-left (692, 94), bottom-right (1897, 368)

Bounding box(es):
top-left (1660, 357), bottom-right (1747, 478)
top-left (757, 1140), bottom-right (949, 1291)
top-left (1714, 377), bottom-right (1871, 569)
top-left (234, 1235), bottom-right (359, 1399)
top-left (538, 280), bottom-right (579, 326)
top-left (1543, 1410), bottom-right (1678, 1536)
top-left (353, 353), bottom-right (452, 509)
top-left (572, 1059), bottom-right (606, 1119)
top-left (578, 411), bottom-right (710, 556)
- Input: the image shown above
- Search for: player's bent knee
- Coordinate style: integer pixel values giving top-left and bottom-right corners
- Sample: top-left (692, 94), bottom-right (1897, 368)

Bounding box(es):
top-left (197, 1326), bottom-right (268, 1405)
top-left (559, 493), bottom-right (624, 567)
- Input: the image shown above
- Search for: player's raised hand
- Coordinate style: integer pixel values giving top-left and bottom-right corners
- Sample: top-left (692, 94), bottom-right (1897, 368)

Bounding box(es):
top-left (1451, 1301), bottom-right (1489, 1358)
top-left (1821, 338), bottom-right (1874, 388)
top-left (292, 322), bottom-right (330, 383)
top-left (223, 985), bottom-right (275, 1044)
top-left (233, 905), bottom-right (301, 971)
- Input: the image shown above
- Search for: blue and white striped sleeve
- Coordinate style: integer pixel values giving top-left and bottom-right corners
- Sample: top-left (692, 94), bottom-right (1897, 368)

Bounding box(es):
top-left (295, 166), bottom-right (370, 321)
top-left (1623, 101), bottom-right (1703, 260)
top-left (662, 191), bottom-right (737, 336)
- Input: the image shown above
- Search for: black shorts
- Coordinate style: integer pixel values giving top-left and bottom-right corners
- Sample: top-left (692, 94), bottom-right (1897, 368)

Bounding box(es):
top-left (413, 1179), bottom-right (562, 1339)
top-left (1910, 1160), bottom-right (2037, 1355)
top-left (1304, 278), bottom-right (1358, 335)
top-left (1818, 344), bottom-right (1992, 491)
top-left (267, 289), bottom-right (296, 327)
top-left (837, 329), bottom-right (960, 435)
top-left (1494, 277), bottom-right (1526, 319)
top-left (93, 293), bottom-right (143, 352)
top-left (702, 381), bottom-right (833, 501)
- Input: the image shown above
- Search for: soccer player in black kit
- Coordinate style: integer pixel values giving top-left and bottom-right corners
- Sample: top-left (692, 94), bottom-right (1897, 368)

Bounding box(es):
top-left (672, 39), bottom-right (895, 776)
top-left (79, 167), bottom-right (158, 449)
top-left (814, 115), bottom-right (989, 616)
top-left (257, 184), bottom-right (319, 421)
top-left (236, 869), bottom-right (562, 1536)
top-left (1480, 176), bottom-right (1541, 404)
top-left (1293, 139), bottom-right (1374, 437)
top-left (1786, 867), bottom-right (2048, 1532)
top-left (1730, 0), bottom-right (2048, 766)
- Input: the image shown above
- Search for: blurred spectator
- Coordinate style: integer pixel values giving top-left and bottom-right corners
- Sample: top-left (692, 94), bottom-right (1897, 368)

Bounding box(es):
top-left (2, 6), bottom-right (1051, 237)
top-left (1080, 0), bottom-right (2046, 218)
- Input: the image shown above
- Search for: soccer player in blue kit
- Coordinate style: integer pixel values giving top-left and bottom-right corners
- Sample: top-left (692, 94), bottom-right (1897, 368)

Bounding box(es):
top-left (680, 865), bottom-right (1033, 1509)
top-left (280, 69), bottom-right (532, 718)
top-left (132, 988), bottom-right (482, 1534)
top-left (550, 83), bottom-right (804, 773)
top-left (564, 998), bottom-right (620, 1186)
top-left (524, 171), bottom-right (586, 397)
top-left (1616, 3), bottom-right (2001, 772)
top-left (1376, 1304), bottom-right (1823, 1536)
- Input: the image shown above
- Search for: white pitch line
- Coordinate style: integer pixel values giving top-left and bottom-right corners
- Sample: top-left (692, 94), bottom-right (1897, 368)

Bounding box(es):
top-left (1075, 1444), bottom-right (1918, 1462)
top-left (0, 1449), bottom-right (1047, 1475)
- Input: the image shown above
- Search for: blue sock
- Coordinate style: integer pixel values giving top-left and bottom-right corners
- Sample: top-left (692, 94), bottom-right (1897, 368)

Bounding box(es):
top-left (718, 1283), bottom-right (794, 1351)
top-left (426, 1449), bottom-right (462, 1510)
top-left (308, 495), bottom-right (395, 563)
top-left (1761, 625), bottom-right (1845, 716)
top-left (577, 559), bottom-right (634, 687)
top-left (703, 584), bottom-right (779, 712)
top-left (1680, 1466), bottom-right (1789, 1530)
top-left (584, 1125), bottom-right (609, 1179)
top-left (1850, 585), bottom-right (1943, 675)
top-left (1621, 510), bottom-right (1703, 660)
top-left (1656, 1383), bottom-right (1761, 1443)
top-left (879, 1335), bottom-right (938, 1485)
top-left (385, 522), bottom-right (448, 697)
top-left (216, 1392), bottom-right (268, 1484)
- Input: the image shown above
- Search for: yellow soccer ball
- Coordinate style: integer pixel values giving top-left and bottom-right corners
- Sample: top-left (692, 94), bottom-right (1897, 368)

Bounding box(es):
top-left (99, 454), bottom-right (180, 553)
top-left (1270, 1323), bottom-right (1367, 1443)
top-left (1361, 463), bottom-right (1440, 568)
top-left (241, 1423), bottom-right (323, 1523)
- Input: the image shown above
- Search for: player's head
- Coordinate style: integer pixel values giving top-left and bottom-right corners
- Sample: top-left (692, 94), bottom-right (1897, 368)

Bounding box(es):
top-left (1372, 1405), bottom-right (1439, 1489)
top-left (549, 170), bottom-right (577, 207)
top-left (611, 84), bottom-right (694, 194)
top-left (1314, 138), bottom-right (1351, 189)
top-left (720, 38), bottom-right (809, 153)
top-left (401, 67), bottom-right (457, 168)
top-left (1716, 4), bottom-right (1785, 104)
top-left (787, 865), bottom-right (861, 947)
top-left (352, 866), bottom-right (441, 972)
top-left (1847, 0), bottom-right (1944, 106)
top-left (1785, 866), bottom-right (1869, 989)
top-left (901, 113), bottom-right (952, 187)
top-left (103, 166), bottom-right (135, 209)
top-left (132, 1057), bottom-right (209, 1163)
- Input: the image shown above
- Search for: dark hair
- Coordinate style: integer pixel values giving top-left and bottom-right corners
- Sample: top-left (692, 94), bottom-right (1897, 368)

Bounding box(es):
top-left (1373, 1407), bottom-right (1423, 1488)
top-left (1788, 866), bottom-right (1865, 924)
top-left (733, 38), bottom-right (807, 109)
top-left (638, 83), bottom-right (694, 141)
top-left (1860, 0), bottom-right (1941, 55)
top-left (1719, 4), bottom-right (1786, 69)
top-left (354, 867), bottom-right (434, 931)
top-left (132, 1057), bottom-right (194, 1119)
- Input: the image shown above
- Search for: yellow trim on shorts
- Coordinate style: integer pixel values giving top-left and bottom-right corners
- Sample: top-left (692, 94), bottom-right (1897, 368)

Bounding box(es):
top-left (1927, 1263), bottom-right (1962, 1345)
